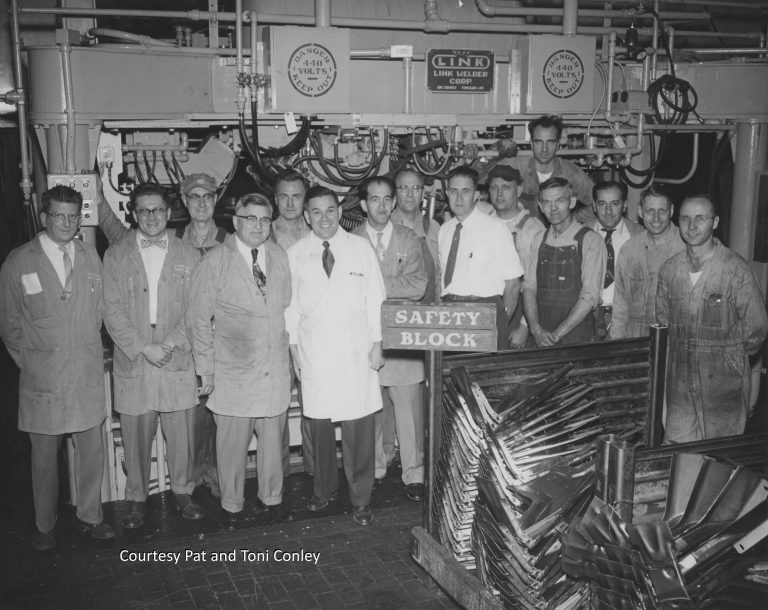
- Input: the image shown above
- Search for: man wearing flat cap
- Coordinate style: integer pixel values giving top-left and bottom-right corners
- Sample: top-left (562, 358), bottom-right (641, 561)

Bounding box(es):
top-left (97, 173), bottom-right (227, 497)
top-left (488, 165), bottom-right (545, 348)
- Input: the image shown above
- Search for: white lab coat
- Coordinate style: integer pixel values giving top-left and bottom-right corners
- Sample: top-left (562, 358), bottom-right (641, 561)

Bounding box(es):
top-left (285, 229), bottom-right (386, 422)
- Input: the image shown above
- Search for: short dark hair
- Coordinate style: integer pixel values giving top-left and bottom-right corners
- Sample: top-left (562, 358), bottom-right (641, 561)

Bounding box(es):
top-left (41, 185), bottom-right (82, 212)
top-left (528, 115), bottom-right (564, 140)
top-left (129, 183), bottom-right (171, 211)
top-left (394, 167), bottom-right (424, 185)
top-left (446, 165), bottom-right (479, 188)
top-left (275, 168), bottom-right (309, 193)
top-left (539, 176), bottom-right (571, 195)
top-left (639, 184), bottom-right (674, 209)
top-left (593, 180), bottom-right (628, 202)
top-left (305, 184), bottom-right (339, 209)
top-left (681, 192), bottom-right (719, 217)
top-left (235, 192), bottom-right (274, 216)
top-left (359, 176), bottom-right (395, 201)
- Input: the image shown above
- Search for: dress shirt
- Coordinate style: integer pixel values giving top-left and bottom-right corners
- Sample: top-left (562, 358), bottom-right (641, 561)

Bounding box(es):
top-left (235, 235), bottom-right (267, 275)
top-left (438, 207), bottom-right (523, 297)
top-left (490, 206), bottom-right (546, 271)
top-left (593, 218), bottom-right (634, 306)
top-left (523, 218), bottom-right (607, 309)
top-left (137, 232), bottom-right (168, 324)
top-left (365, 221), bottom-right (393, 252)
top-left (39, 233), bottom-right (75, 289)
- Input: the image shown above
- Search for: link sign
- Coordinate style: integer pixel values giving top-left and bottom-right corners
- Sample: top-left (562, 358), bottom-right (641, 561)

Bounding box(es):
top-left (426, 49), bottom-right (494, 93)
top-left (381, 301), bottom-right (498, 352)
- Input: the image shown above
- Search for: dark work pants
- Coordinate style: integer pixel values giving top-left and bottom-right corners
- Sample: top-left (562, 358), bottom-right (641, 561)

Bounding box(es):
top-left (310, 412), bottom-right (375, 508)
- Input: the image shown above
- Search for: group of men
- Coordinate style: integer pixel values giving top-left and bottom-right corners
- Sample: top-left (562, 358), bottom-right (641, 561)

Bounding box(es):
top-left (2, 113), bottom-right (766, 551)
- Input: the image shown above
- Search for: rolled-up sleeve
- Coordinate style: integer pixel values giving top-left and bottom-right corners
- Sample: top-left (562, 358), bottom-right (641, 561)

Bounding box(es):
top-left (579, 231), bottom-right (607, 308)
top-left (522, 229), bottom-right (544, 295)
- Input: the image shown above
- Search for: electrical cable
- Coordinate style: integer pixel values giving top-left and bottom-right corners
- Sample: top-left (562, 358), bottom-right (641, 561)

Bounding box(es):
top-left (259, 116), bottom-right (311, 158)
top-left (133, 153), bottom-right (146, 184)
top-left (172, 153), bottom-right (186, 180)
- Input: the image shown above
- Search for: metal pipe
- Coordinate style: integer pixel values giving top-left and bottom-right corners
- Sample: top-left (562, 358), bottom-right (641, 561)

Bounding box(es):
top-left (605, 31), bottom-right (622, 123)
top-left (20, 7), bottom-right (240, 21)
top-left (250, 11), bottom-right (258, 79)
top-left (315, 0), bottom-right (330, 27)
top-left (647, 324), bottom-right (668, 448)
top-left (425, 350), bottom-right (443, 535)
top-left (235, 0), bottom-right (243, 76)
top-left (403, 56), bottom-right (413, 114)
top-left (651, 0), bottom-right (660, 82)
top-left (730, 122), bottom-right (768, 260)
top-left (474, 0), bottom-right (710, 21)
top-left (88, 28), bottom-right (175, 46)
top-left (60, 43), bottom-right (77, 174)
top-left (656, 133), bottom-right (699, 184)
top-left (10, 0), bottom-right (31, 203)
top-left (563, 0), bottom-right (579, 35)
top-left (669, 47), bottom-right (768, 56)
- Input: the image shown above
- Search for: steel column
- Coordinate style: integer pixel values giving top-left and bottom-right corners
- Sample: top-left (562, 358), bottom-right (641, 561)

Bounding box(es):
top-left (730, 122), bottom-right (768, 259)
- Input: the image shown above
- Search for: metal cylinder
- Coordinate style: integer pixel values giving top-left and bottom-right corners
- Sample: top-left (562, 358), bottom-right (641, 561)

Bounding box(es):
top-left (595, 433), bottom-right (618, 502)
top-left (607, 440), bottom-right (636, 522)
top-left (315, 0), bottom-right (330, 27)
top-left (730, 122), bottom-right (768, 260)
top-left (563, 0), bottom-right (579, 35)
top-left (647, 324), bottom-right (669, 448)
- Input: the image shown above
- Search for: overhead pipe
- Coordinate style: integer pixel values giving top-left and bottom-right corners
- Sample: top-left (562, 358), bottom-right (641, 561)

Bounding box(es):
top-left (655, 133), bottom-right (699, 184)
top-left (60, 42), bottom-right (77, 174)
top-left (8, 0), bottom-right (32, 203)
top-left (315, 0), bottom-right (330, 28)
top-left (651, 0), bottom-right (660, 82)
top-left (563, 0), bottom-right (579, 35)
top-left (474, 0), bottom-right (710, 21)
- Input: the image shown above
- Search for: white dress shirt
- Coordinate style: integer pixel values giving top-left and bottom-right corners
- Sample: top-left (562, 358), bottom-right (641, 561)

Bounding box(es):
top-left (438, 207), bottom-right (523, 297)
top-left (137, 232), bottom-right (168, 324)
top-left (39, 233), bottom-right (75, 289)
top-left (593, 218), bottom-right (633, 306)
top-left (235, 235), bottom-right (268, 275)
top-left (365, 221), bottom-right (393, 256)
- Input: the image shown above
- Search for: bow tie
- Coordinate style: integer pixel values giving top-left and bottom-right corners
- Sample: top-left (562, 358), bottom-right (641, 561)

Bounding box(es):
top-left (141, 239), bottom-right (167, 249)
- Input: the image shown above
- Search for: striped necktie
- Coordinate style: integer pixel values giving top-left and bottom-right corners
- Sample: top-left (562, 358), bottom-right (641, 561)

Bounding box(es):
top-left (375, 231), bottom-right (385, 261)
top-left (251, 248), bottom-right (266, 296)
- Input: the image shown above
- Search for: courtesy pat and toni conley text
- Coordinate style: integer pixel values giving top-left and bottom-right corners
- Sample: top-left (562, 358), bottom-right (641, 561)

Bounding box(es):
top-left (120, 549), bottom-right (321, 565)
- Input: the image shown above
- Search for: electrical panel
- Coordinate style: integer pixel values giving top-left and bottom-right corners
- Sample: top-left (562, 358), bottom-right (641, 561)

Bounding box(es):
top-left (46, 173), bottom-right (99, 226)
top-left (264, 26), bottom-right (350, 113)
top-left (525, 35), bottom-right (596, 114)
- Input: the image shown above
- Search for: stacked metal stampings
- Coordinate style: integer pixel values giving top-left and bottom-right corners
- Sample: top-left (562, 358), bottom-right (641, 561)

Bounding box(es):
top-left (564, 452), bottom-right (768, 609)
top-left (431, 369), bottom-right (489, 568)
top-left (447, 363), bottom-right (602, 609)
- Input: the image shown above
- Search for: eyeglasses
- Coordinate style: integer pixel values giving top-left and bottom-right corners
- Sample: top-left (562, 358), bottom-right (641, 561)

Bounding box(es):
top-left (45, 211), bottom-right (81, 223)
top-left (235, 215), bottom-right (272, 228)
top-left (679, 215), bottom-right (714, 226)
top-left (187, 193), bottom-right (215, 204)
top-left (135, 207), bottom-right (167, 218)
top-left (396, 185), bottom-right (424, 193)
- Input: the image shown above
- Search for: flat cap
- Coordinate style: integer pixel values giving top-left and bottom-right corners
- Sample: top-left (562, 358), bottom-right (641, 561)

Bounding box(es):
top-left (181, 173), bottom-right (217, 196)
top-left (487, 164), bottom-right (522, 185)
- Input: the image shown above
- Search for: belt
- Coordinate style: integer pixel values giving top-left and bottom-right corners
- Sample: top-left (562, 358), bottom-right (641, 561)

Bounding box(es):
top-left (598, 305), bottom-right (613, 313)
top-left (150, 323), bottom-right (157, 329)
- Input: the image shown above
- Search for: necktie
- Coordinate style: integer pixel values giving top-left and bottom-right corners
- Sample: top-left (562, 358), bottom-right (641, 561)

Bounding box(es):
top-left (443, 222), bottom-right (462, 289)
top-left (322, 241), bottom-right (334, 277)
top-left (141, 239), bottom-right (167, 249)
top-left (251, 248), bottom-right (266, 295)
top-left (603, 228), bottom-right (615, 288)
top-left (375, 231), bottom-right (385, 262)
top-left (59, 245), bottom-right (72, 297)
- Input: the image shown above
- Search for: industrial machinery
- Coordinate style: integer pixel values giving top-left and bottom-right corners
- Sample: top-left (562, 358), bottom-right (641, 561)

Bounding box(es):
top-left (1, 0), bottom-right (767, 268)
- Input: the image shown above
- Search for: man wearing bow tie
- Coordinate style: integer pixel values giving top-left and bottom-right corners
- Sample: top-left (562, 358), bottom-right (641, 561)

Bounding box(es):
top-left (103, 184), bottom-right (203, 529)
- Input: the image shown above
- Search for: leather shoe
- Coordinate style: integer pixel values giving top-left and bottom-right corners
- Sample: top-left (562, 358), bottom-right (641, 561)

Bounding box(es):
top-left (406, 483), bottom-right (425, 502)
top-left (122, 501), bottom-right (145, 529)
top-left (262, 502), bottom-right (297, 522)
top-left (374, 477), bottom-right (385, 490)
top-left (220, 508), bottom-right (244, 530)
top-left (174, 494), bottom-right (204, 521)
top-left (32, 526), bottom-right (56, 551)
top-left (75, 518), bottom-right (116, 540)
top-left (352, 505), bottom-right (373, 526)
top-left (306, 490), bottom-right (339, 512)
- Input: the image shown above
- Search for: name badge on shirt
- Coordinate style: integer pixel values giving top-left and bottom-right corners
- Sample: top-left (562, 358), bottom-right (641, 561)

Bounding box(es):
top-left (21, 272), bottom-right (43, 295)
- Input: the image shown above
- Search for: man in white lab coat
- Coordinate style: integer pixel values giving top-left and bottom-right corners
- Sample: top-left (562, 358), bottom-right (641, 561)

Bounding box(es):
top-left (285, 185), bottom-right (386, 526)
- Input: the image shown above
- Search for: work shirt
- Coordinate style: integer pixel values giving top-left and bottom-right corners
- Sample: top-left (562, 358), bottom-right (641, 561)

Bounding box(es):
top-left (438, 207), bottom-right (523, 298)
top-left (187, 235), bottom-right (291, 418)
top-left (0, 235), bottom-right (105, 434)
top-left (490, 206), bottom-right (546, 273)
top-left (610, 224), bottom-right (684, 339)
top-left (357, 222), bottom-right (427, 387)
top-left (391, 207), bottom-right (440, 302)
top-left (272, 215), bottom-right (311, 251)
top-left (523, 219), bottom-right (607, 309)
top-left (656, 240), bottom-right (768, 443)
top-left (103, 231), bottom-right (200, 415)
top-left (592, 218), bottom-right (643, 307)
top-left (285, 229), bottom-right (386, 422)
